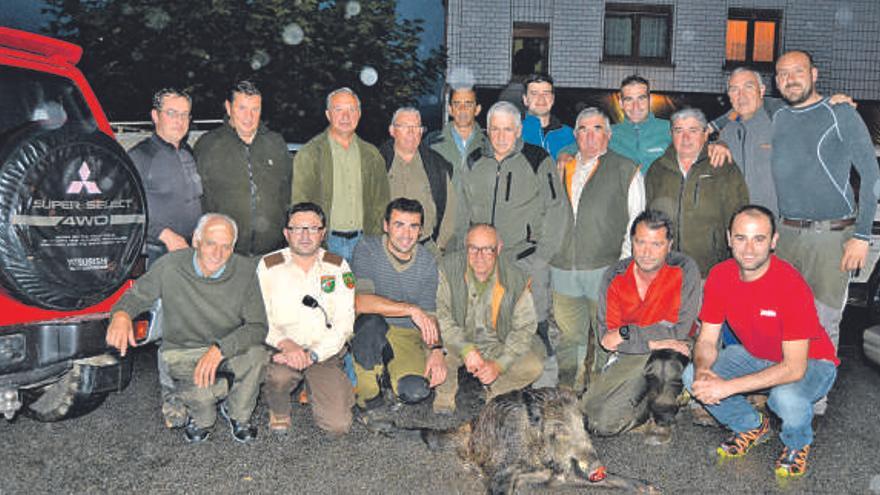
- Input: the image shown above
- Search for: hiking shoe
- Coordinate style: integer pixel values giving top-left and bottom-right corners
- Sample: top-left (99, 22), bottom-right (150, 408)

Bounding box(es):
top-left (219, 402), bottom-right (257, 443)
top-left (644, 422), bottom-right (672, 446)
top-left (268, 411), bottom-right (291, 435)
top-left (162, 397), bottom-right (187, 429)
top-left (717, 414), bottom-right (770, 457)
top-left (183, 417), bottom-right (210, 444)
top-left (775, 445), bottom-right (810, 477)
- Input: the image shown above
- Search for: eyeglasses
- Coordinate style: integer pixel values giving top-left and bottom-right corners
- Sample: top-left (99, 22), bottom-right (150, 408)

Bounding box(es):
top-left (286, 225), bottom-right (324, 234)
top-left (161, 109), bottom-right (191, 120)
top-left (466, 245), bottom-right (497, 256)
top-left (451, 101), bottom-right (476, 109)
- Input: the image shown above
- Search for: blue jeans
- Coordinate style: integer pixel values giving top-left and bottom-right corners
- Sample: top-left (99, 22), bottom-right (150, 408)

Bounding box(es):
top-left (326, 231), bottom-right (362, 385)
top-left (683, 344), bottom-right (837, 449)
top-left (326, 231), bottom-right (363, 264)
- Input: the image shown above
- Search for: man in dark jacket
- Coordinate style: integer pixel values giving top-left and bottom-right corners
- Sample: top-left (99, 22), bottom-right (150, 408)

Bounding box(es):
top-left (379, 107), bottom-right (456, 255)
top-left (645, 108), bottom-right (748, 278)
top-left (194, 81), bottom-right (292, 257)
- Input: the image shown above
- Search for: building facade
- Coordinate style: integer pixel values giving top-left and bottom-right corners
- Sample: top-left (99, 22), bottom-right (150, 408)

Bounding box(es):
top-left (446, 0), bottom-right (880, 100)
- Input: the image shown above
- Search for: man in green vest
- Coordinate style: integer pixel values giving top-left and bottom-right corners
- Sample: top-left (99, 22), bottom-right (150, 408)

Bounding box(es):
top-left (433, 224), bottom-right (545, 414)
top-left (551, 108), bottom-right (644, 392)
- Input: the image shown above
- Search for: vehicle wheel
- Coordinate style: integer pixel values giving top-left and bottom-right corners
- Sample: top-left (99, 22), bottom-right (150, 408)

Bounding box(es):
top-left (21, 365), bottom-right (108, 422)
top-left (0, 123), bottom-right (146, 310)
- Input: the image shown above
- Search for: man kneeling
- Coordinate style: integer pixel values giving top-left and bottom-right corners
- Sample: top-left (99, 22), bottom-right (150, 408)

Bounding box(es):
top-left (433, 224), bottom-right (545, 414)
top-left (581, 209), bottom-right (700, 445)
top-left (106, 214), bottom-right (268, 443)
top-left (684, 205), bottom-right (838, 477)
top-left (257, 203), bottom-right (355, 435)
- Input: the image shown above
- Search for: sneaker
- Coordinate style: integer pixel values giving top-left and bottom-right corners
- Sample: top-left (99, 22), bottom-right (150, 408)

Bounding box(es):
top-left (183, 417), bottom-right (210, 444)
top-left (219, 402), bottom-right (257, 443)
top-left (812, 396), bottom-right (828, 416)
top-left (717, 414), bottom-right (770, 457)
top-left (775, 445), bottom-right (810, 477)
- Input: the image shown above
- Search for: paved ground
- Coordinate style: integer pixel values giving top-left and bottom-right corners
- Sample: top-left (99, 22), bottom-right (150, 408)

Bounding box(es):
top-left (1, 309), bottom-right (879, 494)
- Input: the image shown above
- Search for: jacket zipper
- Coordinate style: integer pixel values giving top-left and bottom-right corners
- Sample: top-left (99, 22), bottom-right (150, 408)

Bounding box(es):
top-left (491, 161), bottom-right (502, 225)
top-left (245, 145), bottom-right (257, 255)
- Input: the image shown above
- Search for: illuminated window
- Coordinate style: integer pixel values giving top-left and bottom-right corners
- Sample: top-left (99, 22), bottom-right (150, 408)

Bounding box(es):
top-left (603, 4), bottom-right (673, 65)
top-left (512, 23), bottom-right (549, 77)
top-left (726, 9), bottom-right (781, 68)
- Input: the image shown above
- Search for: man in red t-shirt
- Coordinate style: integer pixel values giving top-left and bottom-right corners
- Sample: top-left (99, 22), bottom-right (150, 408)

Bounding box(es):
top-left (684, 205), bottom-right (838, 478)
top-left (581, 209), bottom-right (701, 445)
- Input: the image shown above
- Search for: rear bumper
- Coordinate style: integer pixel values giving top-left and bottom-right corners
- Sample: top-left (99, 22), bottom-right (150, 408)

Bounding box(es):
top-left (0, 317), bottom-right (129, 390)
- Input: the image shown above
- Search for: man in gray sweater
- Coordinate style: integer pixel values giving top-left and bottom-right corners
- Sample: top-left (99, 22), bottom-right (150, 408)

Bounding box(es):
top-left (106, 213), bottom-right (268, 444)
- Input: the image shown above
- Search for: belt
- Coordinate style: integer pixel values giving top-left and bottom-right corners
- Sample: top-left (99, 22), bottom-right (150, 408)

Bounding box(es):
top-left (516, 246), bottom-right (536, 261)
top-left (781, 217), bottom-right (855, 231)
top-left (329, 229), bottom-right (362, 239)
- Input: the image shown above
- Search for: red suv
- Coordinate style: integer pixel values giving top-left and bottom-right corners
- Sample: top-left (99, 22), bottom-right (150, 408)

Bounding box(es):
top-left (0, 28), bottom-right (146, 420)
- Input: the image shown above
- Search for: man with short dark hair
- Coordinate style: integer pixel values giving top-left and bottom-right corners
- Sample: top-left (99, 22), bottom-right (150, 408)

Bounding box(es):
top-left (194, 81), bottom-right (292, 256)
top-left (684, 205), bottom-right (839, 477)
top-left (427, 85), bottom-right (489, 174)
top-left (130, 88), bottom-right (202, 266)
top-left (609, 75), bottom-right (670, 174)
top-left (293, 87), bottom-right (390, 261)
top-left (433, 224), bottom-right (545, 414)
top-left (581, 209), bottom-right (700, 445)
top-left (258, 202), bottom-right (355, 436)
top-left (379, 108), bottom-right (456, 256)
top-left (106, 214), bottom-right (268, 444)
top-left (771, 50), bottom-right (879, 357)
top-left (645, 108), bottom-right (748, 278)
top-left (350, 198), bottom-right (447, 424)
top-left (520, 74), bottom-right (574, 160)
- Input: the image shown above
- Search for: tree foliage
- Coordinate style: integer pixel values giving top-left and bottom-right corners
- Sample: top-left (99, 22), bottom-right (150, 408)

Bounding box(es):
top-left (43, 0), bottom-right (445, 143)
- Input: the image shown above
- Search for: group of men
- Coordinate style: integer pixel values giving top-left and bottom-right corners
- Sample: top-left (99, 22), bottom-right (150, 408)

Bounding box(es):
top-left (105, 48), bottom-right (875, 479)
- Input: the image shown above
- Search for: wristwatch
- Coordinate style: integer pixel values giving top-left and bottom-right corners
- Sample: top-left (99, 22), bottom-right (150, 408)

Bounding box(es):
top-left (308, 350), bottom-right (319, 363)
top-left (429, 343), bottom-right (448, 356)
top-left (618, 325), bottom-right (631, 341)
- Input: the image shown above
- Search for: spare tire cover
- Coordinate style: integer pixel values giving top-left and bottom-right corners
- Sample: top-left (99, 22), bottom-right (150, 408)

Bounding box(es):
top-left (0, 125), bottom-right (146, 310)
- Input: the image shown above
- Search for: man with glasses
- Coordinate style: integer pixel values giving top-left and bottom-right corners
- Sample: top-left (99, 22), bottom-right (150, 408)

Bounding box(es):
top-left (645, 108), bottom-right (748, 278)
top-left (349, 198), bottom-right (447, 428)
top-left (461, 101), bottom-right (567, 364)
top-left (257, 202), bottom-right (355, 436)
top-left (379, 108), bottom-right (456, 256)
top-left (551, 108), bottom-right (643, 392)
top-left (293, 87), bottom-right (389, 262)
top-left (129, 88), bottom-right (204, 430)
top-left (130, 88), bottom-right (203, 267)
top-left (433, 224), bottom-right (545, 414)
top-left (520, 73), bottom-right (574, 160)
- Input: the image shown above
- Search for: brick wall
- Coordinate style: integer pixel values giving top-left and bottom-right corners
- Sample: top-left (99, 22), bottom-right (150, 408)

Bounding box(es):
top-left (447, 0), bottom-right (880, 100)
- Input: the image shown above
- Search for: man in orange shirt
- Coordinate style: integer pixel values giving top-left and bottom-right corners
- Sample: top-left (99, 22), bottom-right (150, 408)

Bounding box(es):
top-left (580, 209), bottom-right (700, 446)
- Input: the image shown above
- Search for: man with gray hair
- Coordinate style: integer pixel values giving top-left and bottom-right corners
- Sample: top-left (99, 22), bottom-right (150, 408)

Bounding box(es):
top-left (378, 107), bottom-right (457, 255)
top-left (460, 100), bottom-right (568, 358)
top-left (645, 108), bottom-right (748, 278)
top-left (717, 68), bottom-right (778, 217)
top-left (550, 107), bottom-right (644, 391)
top-left (293, 87), bottom-right (389, 262)
top-left (105, 213), bottom-right (268, 444)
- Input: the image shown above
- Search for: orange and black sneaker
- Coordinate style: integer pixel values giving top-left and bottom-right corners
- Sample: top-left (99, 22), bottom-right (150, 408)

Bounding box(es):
top-left (775, 445), bottom-right (810, 477)
top-left (717, 413), bottom-right (771, 457)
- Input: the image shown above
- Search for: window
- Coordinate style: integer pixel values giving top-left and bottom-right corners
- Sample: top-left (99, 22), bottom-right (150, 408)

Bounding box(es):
top-left (603, 4), bottom-right (672, 65)
top-left (512, 22), bottom-right (549, 77)
top-left (725, 9), bottom-right (781, 68)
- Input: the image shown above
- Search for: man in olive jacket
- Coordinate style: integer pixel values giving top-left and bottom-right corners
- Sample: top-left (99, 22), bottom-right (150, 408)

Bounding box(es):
top-left (292, 87), bottom-right (389, 261)
top-left (194, 81), bottom-right (292, 257)
top-left (433, 224), bottom-right (545, 414)
top-left (460, 101), bottom-right (568, 354)
top-left (645, 108), bottom-right (748, 278)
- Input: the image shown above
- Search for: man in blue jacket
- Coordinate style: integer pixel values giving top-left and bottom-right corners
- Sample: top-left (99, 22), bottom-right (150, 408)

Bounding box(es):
top-left (521, 74), bottom-right (574, 160)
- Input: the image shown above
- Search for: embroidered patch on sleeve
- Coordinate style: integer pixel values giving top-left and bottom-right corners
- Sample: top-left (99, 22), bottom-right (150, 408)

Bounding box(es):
top-left (321, 275), bottom-right (336, 293)
top-left (342, 271), bottom-right (356, 289)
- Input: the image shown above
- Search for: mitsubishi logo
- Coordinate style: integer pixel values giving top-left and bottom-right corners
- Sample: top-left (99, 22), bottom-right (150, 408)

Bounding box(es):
top-left (66, 162), bottom-right (101, 194)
